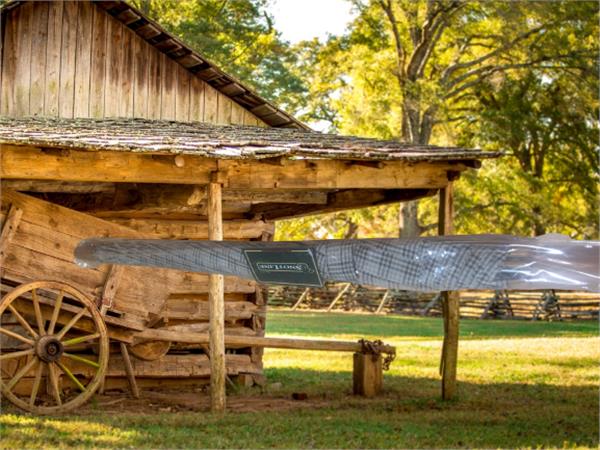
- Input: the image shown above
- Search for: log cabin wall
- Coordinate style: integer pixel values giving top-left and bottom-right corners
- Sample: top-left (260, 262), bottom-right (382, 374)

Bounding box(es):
top-left (0, 1), bottom-right (266, 126)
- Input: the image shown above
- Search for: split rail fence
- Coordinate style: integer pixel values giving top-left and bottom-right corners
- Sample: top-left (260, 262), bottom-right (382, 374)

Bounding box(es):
top-left (268, 283), bottom-right (599, 321)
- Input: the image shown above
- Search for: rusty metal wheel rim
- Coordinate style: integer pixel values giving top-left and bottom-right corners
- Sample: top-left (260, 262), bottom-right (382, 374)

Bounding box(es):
top-left (0, 281), bottom-right (109, 414)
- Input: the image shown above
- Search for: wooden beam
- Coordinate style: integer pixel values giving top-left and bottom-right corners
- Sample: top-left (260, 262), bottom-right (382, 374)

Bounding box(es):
top-left (438, 183), bottom-right (459, 401)
top-left (109, 218), bottom-right (274, 240)
top-left (1, 180), bottom-right (116, 193)
top-left (208, 178), bottom-right (226, 413)
top-left (0, 144), bottom-right (463, 189)
top-left (252, 189), bottom-right (437, 221)
top-left (133, 329), bottom-right (395, 354)
top-left (0, 144), bottom-right (216, 184)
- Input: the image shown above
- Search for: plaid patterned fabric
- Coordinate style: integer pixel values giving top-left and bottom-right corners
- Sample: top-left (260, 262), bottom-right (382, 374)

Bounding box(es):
top-left (75, 235), bottom-right (600, 292)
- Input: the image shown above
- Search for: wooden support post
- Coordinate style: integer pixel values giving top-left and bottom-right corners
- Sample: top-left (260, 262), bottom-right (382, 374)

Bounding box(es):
top-left (353, 353), bottom-right (383, 397)
top-left (119, 342), bottom-right (140, 399)
top-left (208, 178), bottom-right (226, 413)
top-left (326, 283), bottom-right (351, 312)
top-left (291, 287), bottom-right (310, 311)
top-left (438, 182), bottom-right (459, 400)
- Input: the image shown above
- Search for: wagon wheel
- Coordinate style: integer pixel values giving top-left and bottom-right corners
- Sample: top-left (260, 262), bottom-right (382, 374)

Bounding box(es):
top-left (0, 281), bottom-right (109, 414)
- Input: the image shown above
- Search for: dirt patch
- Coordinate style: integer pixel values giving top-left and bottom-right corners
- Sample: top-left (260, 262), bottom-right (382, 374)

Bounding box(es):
top-left (2, 388), bottom-right (331, 416)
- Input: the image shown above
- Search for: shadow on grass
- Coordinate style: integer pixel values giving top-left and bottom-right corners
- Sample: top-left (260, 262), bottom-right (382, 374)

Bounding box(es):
top-left (2, 369), bottom-right (598, 449)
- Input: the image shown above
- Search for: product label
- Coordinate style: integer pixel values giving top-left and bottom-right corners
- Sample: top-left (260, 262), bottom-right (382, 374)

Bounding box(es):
top-left (243, 249), bottom-right (323, 287)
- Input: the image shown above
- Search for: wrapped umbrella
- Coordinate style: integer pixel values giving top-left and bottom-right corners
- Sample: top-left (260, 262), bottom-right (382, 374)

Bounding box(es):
top-left (75, 234), bottom-right (600, 292)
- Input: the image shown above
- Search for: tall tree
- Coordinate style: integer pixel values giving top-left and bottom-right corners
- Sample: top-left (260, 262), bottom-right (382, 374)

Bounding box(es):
top-left (297, 0), bottom-right (598, 237)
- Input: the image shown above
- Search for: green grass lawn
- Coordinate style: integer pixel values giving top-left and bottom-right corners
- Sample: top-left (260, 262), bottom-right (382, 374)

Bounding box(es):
top-left (1, 311), bottom-right (598, 449)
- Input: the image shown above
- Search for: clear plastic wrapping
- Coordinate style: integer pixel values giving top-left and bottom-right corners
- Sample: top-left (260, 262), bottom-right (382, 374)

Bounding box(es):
top-left (75, 234), bottom-right (600, 292)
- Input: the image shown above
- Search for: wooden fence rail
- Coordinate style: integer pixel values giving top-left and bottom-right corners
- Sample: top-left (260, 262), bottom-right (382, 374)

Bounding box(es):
top-left (268, 284), bottom-right (599, 321)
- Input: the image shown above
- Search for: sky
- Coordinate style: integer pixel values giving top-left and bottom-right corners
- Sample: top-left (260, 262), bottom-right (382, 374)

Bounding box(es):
top-left (270, 0), bottom-right (356, 43)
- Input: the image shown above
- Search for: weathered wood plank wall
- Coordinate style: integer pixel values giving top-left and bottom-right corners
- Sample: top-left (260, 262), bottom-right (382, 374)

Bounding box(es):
top-left (0, 1), bottom-right (265, 126)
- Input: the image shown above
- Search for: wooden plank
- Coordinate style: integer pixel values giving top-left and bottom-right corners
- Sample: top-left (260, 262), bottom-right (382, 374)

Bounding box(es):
top-left (146, 42), bottom-right (162, 119)
top-left (133, 34), bottom-right (149, 118)
top-left (438, 183), bottom-right (459, 401)
top-left (1, 6), bottom-right (19, 114)
top-left (189, 76), bottom-right (205, 121)
top-left (14, 2), bottom-right (33, 116)
top-left (243, 110), bottom-right (259, 127)
top-left (175, 64), bottom-right (190, 121)
top-left (0, 145), bottom-right (456, 190)
top-left (208, 180), bottom-right (226, 413)
top-left (104, 14), bottom-right (123, 117)
top-left (160, 55), bottom-right (176, 120)
top-left (204, 84), bottom-right (218, 123)
top-left (163, 298), bottom-right (258, 321)
top-left (89, 5), bottom-right (108, 118)
top-left (231, 102), bottom-right (245, 125)
top-left (73, 1), bottom-right (93, 118)
top-left (353, 353), bottom-right (383, 397)
top-left (217, 95), bottom-right (233, 125)
top-left (100, 265), bottom-right (125, 315)
top-left (0, 205), bottom-right (23, 267)
top-left (58, 1), bottom-right (78, 118)
top-left (119, 27), bottom-right (135, 117)
top-left (97, 354), bottom-right (258, 378)
top-left (29, 1), bottom-right (49, 116)
top-left (110, 218), bottom-right (274, 240)
top-left (44, 1), bottom-right (64, 117)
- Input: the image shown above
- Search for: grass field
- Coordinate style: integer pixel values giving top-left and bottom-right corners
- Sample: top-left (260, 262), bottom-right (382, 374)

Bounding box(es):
top-left (1, 310), bottom-right (598, 449)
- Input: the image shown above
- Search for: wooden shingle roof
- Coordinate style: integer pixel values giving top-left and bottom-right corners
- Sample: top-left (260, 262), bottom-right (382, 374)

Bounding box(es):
top-left (0, 117), bottom-right (502, 162)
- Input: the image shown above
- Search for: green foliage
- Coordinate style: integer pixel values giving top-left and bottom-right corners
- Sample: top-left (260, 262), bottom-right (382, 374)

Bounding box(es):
top-left (282, 0), bottom-right (599, 240)
top-left (130, 0), bottom-right (306, 112)
top-left (452, 68), bottom-right (599, 238)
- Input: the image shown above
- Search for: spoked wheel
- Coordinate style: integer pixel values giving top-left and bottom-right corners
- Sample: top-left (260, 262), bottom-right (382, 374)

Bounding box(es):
top-left (0, 281), bottom-right (109, 414)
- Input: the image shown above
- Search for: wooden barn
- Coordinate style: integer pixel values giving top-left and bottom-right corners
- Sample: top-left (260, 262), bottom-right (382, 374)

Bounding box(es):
top-left (0, 0), bottom-right (500, 413)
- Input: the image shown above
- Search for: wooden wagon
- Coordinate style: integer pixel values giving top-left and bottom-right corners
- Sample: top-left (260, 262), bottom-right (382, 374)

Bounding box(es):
top-left (0, 189), bottom-right (266, 413)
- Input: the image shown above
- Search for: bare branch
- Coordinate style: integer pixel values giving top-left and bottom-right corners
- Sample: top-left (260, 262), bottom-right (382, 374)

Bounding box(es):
top-left (378, 0), bottom-right (406, 79)
top-left (440, 23), bottom-right (548, 85)
top-left (407, 1), bottom-right (464, 79)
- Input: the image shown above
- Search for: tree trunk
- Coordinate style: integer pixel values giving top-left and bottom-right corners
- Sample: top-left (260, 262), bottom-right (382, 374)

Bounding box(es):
top-left (398, 99), bottom-right (435, 238)
top-left (399, 200), bottom-right (420, 238)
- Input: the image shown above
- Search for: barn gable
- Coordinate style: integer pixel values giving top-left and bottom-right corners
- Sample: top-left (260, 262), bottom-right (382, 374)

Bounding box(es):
top-left (0, 0), bottom-right (306, 129)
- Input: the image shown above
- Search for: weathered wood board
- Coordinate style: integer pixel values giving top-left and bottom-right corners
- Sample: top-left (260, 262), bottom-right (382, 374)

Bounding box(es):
top-left (0, 1), bottom-right (265, 125)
